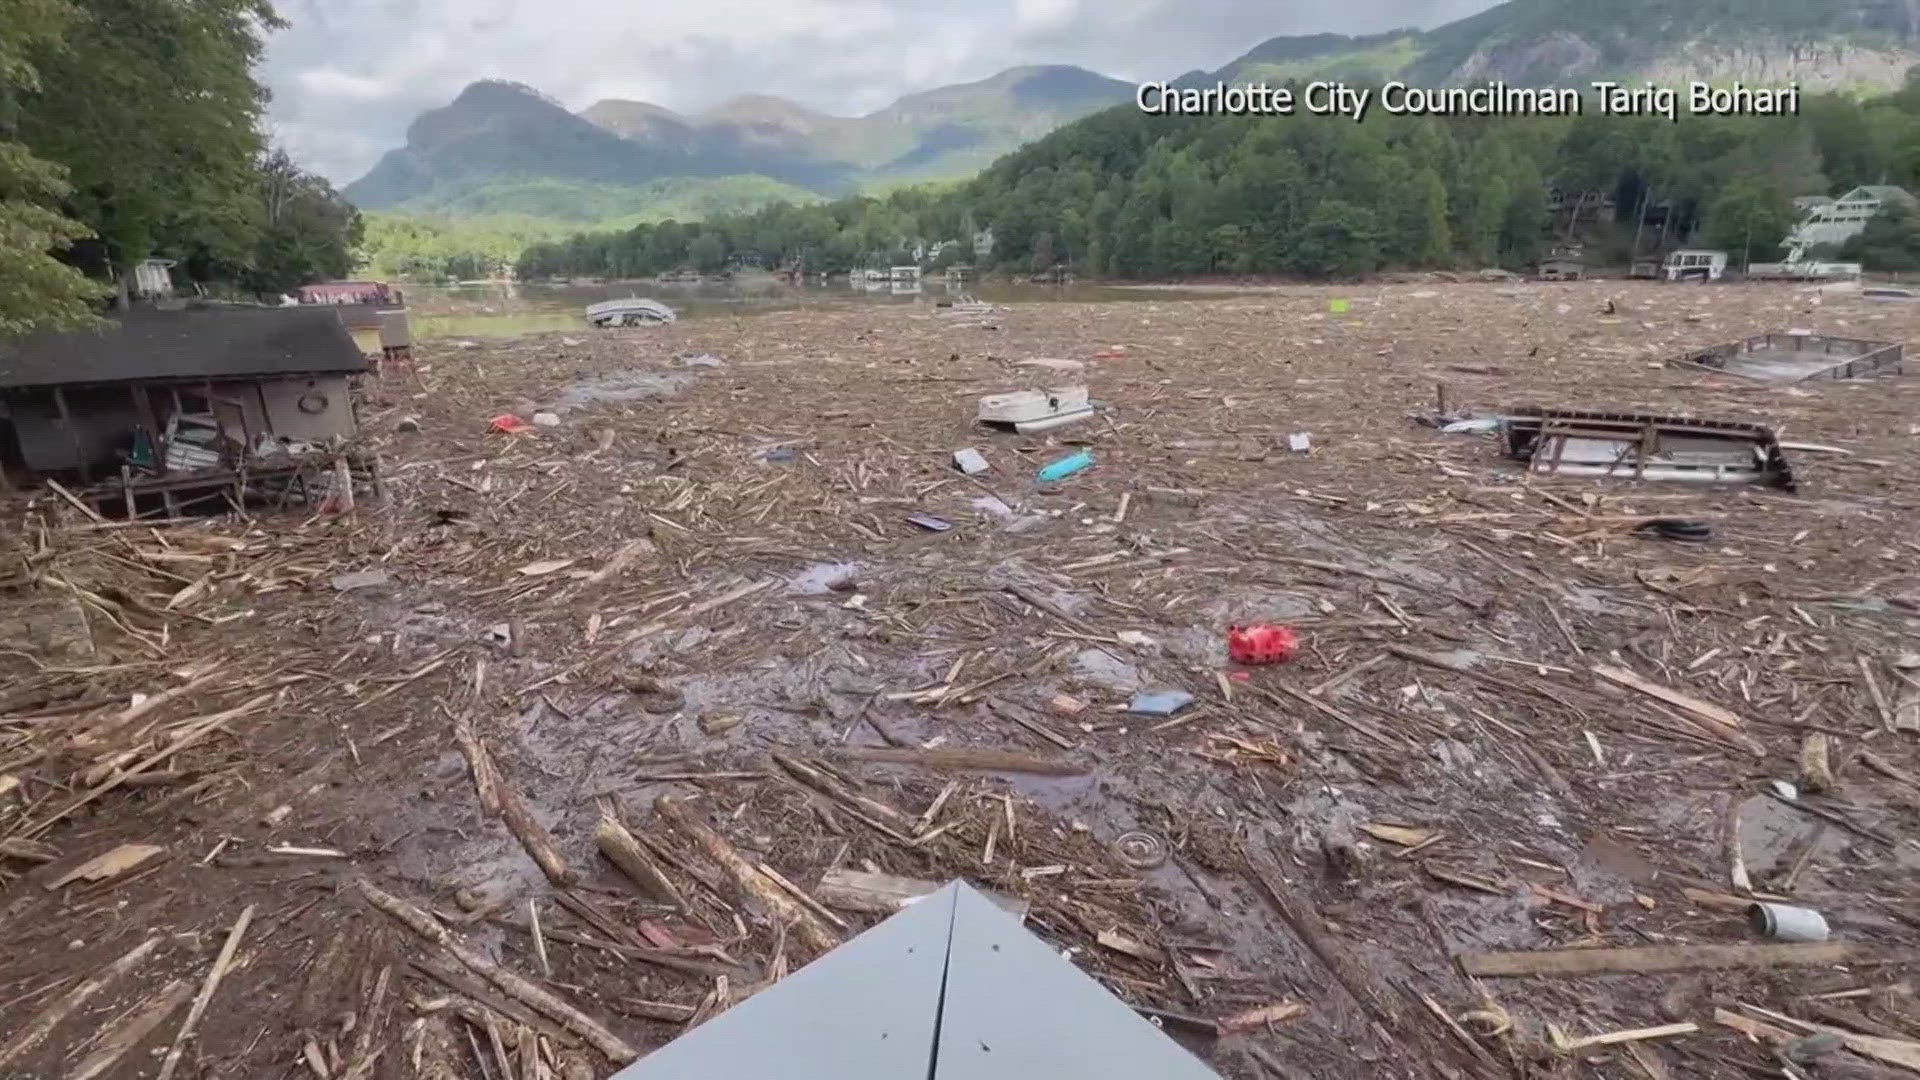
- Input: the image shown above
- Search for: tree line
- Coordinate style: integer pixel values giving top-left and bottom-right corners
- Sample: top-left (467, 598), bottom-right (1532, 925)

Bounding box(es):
top-left (519, 75), bottom-right (1920, 282)
top-left (1, 0), bottom-right (362, 338)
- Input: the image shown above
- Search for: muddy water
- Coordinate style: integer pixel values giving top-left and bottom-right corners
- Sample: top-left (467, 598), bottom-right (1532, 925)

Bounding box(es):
top-left (375, 279), bottom-right (1247, 342)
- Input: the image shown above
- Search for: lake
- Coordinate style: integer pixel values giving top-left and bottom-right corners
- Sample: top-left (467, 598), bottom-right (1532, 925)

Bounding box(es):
top-left (379, 278), bottom-right (1245, 342)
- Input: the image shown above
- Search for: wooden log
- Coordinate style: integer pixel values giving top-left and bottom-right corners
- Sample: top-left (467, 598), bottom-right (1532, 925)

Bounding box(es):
top-left (1242, 843), bottom-right (1400, 1028)
top-left (451, 713), bottom-right (501, 814)
top-left (495, 781), bottom-right (574, 887)
top-left (490, 915), bottom-right (739, 982)
top-left (815, 869), bottom-right (1029, 919)
top-left (826, 745), bottom-right (1087, 775)
top-left (357, 880), bottom-right (636, 1064)
top-left (769, 753), bottom-right (918, 835)
top-left (594, 810), bottom-right (685, 909)
top-left (654, 795), bottom-right (838, 955)
top-left (411, 959), bottom-right (576, 1048)
top-left (0, 935), bottom-right (164, 1067)
top-left (1460, 942), bottom-right (1908, 978)
top-left (454, 716), bottom-right (572, 887)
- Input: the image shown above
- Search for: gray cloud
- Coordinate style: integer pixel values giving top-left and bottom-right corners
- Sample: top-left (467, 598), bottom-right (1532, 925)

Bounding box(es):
top-left (261, 0), bottom-right (1500, 185)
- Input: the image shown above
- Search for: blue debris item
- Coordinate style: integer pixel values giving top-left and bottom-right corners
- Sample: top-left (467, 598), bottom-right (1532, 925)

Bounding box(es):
top-left (906, 513), bottom-right (953, 532)
top-left (1037, 449), bottom-right (1094, 483)
top-left (609, 880), bottom-right (1219, 1080)
top-left (1128, 690), bottom-right (1195, 716)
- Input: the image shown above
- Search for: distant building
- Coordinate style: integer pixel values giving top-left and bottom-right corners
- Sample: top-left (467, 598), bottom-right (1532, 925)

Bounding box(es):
top-left (972, 228), bottom-right (996, 258)
top-left (131, 259), bottom-right (176, 300)
top-left (1547, 188), bottom-right (1616, 228)
top-left (1538, 258), bottom-right (1585, 281)
top-left (294, 281), bottom-right (402, 330)
top-left (1783, 186), bottom-right (1918, 259)
top-left (296, 281), bottom-right (394, 305)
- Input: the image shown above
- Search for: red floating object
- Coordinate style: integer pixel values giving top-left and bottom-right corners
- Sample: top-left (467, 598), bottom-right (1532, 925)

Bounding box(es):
top-left (488, 413), bottom-right (534, 434)
top-left (1228, 624), bottom-right (1298, 665)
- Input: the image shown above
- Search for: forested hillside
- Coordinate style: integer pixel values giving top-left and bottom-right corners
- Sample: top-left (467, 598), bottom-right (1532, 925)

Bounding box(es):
top-left (519, 76), bottom-right (1920, 281)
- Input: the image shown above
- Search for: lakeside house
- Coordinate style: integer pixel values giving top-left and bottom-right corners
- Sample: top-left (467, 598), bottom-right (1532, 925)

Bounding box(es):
top-left (0, 305), bottom-right (372, 515)
top-left (1782, 185), bottom-right (1918, 259)
top-left (132, 258), bottom-right (177, 300)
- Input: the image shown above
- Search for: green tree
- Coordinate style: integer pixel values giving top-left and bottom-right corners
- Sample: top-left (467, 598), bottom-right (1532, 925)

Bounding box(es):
top-left (19, 0), bottom-right (281, 305)
top-left (1289, 201), bottom-right (1384, 278)
top-left (687, 231), bottom-right (726, 272)
top-left (1702, 177), bottom-right (1794, 266)
top-left (240, 150), bottom-right (363, 294)
top-left (1840, 205), bottom-right (1920, 270)
top-left (1396, 167), bottom-right (1452, 267)
top-left (0, 0), bottom-right (105, 337)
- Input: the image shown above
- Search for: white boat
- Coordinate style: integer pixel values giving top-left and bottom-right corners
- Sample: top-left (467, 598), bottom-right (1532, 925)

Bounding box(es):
top-left (977, 386), bottom-right (1094, 434)
top-left (586, 298), bottom-right (676, 327)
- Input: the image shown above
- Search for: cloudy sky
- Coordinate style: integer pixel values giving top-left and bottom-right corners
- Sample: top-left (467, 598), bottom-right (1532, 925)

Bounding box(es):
top-left (262, 0), bottom-right (1501, 185)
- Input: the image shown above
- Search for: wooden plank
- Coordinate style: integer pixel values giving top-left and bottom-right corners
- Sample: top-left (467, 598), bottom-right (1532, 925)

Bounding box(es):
top-left (1460, 942), bottom-right (1906, 978)
top-left (1558, 1022), bottom-right (1697, 1053)
top-left (1592, 664), bottom-right (1746, 730)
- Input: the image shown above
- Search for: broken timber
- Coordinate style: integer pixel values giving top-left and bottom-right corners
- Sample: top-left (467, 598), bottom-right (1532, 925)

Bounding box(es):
top-left (595, 807), bottom-right (686, 909)
top-left (356, 879), bottom-right (637, 1062)
top-left (1460, 942), bottom-right (1912, 978)
top-left (1501, 408), bottom-right (1797, 491)
top-left (654, 794), bottom-right (840, 955)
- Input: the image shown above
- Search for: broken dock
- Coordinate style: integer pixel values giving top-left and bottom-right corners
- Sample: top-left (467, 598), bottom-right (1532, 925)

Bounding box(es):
top-left (1670, 331), bottom-right (1903, 382)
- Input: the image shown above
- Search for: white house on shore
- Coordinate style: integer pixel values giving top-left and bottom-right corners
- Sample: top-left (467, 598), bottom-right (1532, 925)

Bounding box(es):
top-left (131, 258), bottom-right (175, 300)
top-left (1782, 185), bottom-right (1917, 259)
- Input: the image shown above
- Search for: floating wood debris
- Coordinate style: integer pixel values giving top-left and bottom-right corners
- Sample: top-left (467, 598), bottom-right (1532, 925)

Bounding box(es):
top-left (45, 843), bottom-right (164, 890)
top-left (1460, 942), bottom-right (1910, 978)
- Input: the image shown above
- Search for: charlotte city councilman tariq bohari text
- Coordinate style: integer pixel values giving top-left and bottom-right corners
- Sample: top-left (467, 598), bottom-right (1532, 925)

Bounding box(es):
top-left (1135, 80), bottom-right (1801, 121)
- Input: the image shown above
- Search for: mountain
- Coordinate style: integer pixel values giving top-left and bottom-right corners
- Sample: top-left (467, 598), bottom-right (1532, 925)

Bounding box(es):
top-left (345, 80), bottom-right (854, 219)
top-left (840, 66), bottom-right (1137, 179)
top-left (345, 66), bottom-right (1133, 220)
top-left (1210, 0), bottom-right (1920, 90)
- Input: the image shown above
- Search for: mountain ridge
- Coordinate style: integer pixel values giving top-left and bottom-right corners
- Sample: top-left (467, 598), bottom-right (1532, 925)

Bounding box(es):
top-left (348, 0), bottom-right (1920, 223)
top-left (343, 65), bottom-right (1135, 217)
top-left (1208, 0), bottom-right (1920, 88)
